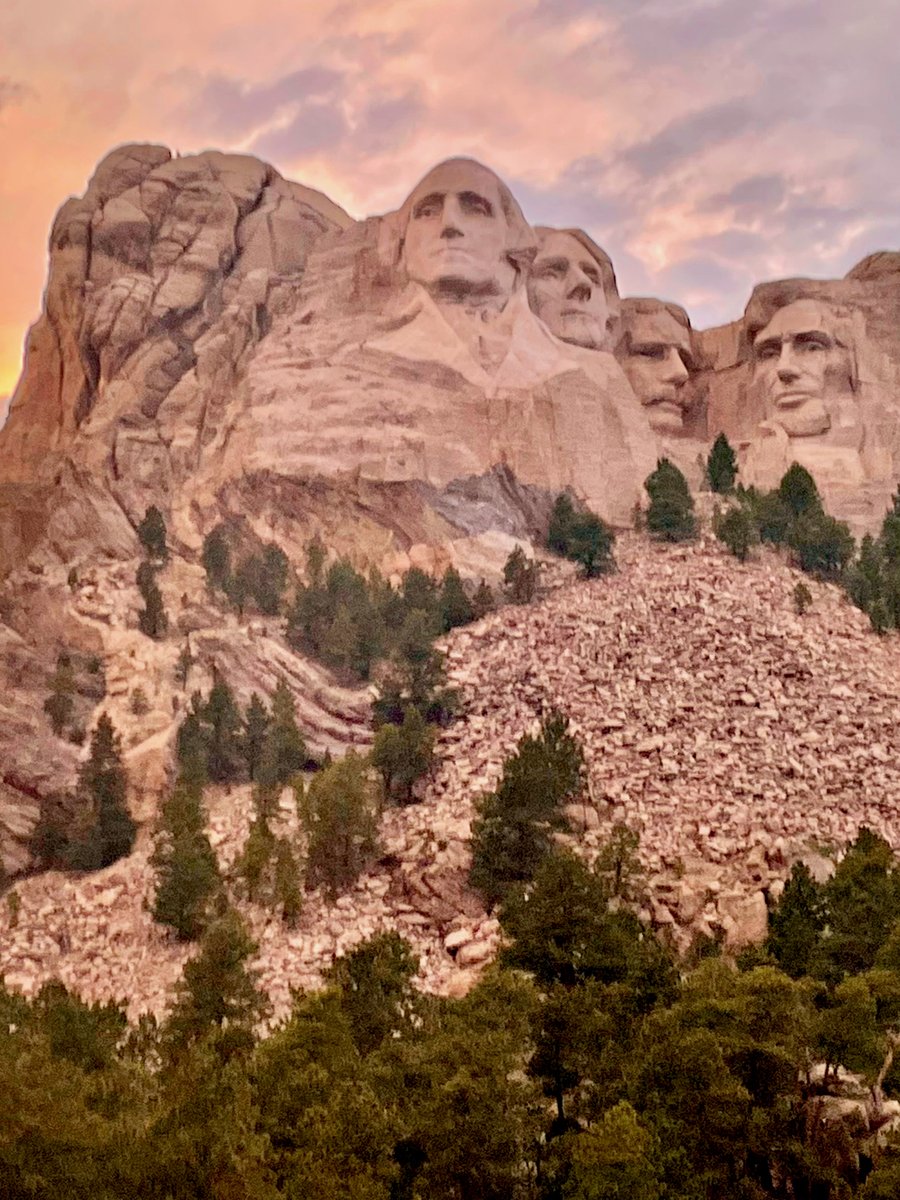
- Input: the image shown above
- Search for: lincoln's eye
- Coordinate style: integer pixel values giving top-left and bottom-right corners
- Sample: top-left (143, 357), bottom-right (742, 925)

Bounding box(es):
top-left (756, 344), bottom-right (780, 361)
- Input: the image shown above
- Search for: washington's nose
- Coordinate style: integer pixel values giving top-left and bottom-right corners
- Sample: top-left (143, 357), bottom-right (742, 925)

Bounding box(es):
top-left (440, 195), bottom-right (465, 239)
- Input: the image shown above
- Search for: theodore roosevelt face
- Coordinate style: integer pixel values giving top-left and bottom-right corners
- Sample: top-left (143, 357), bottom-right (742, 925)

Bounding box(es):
top-left (619, 307), bottom-right (695, 435)
top-left (752, 299), bottom-right (854, 437)
top-left (401, 160), bottom-right (516, 301)
top-left (528, 230), bottom-right (617, 350)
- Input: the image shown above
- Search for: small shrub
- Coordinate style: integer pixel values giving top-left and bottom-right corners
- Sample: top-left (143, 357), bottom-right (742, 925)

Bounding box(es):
top-left (644, 458), bottom-right (697, 543)
top-left (130, 687), bottom-right (150, 717)
top-left (793, 581), bottom-right (813, 616)
top-left (714, 504), bottom-right (758, 562)
top-left (503, 545), bottom-right (539, 603)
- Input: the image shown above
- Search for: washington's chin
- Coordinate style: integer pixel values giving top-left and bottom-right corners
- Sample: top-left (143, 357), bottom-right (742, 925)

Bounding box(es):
top-left (644, 399), bottom-right (686, 434)
top-left (557, 322), bottom-right (605, 350)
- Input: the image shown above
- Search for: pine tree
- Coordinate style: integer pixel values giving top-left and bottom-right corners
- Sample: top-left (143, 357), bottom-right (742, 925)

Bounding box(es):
top-left (137, 505), bottom-right (168, 561)
top-left (241, 693), bottom-right (270, 782)
top-left (469, 712), bottom-right (585, 908)
top-left (254, 543), bottom-right (289, 615)
top-left (44, 653), bottom-right (76, 736)
top-left (765, 861), bottom-right (826, 979)
top-left (778, 462), bottom-right (822, 519)
top-left (322, 605), bottom-right (359, 674)
top-left (299, 751), bottom-right (378, 899)
top-left (568, 511), bottom-right (616, 578)
top-left (273, 837), bottom-right (302, 927)
top-left (645, 458), bottom-right (697, 542)
top-left (438, 566), bottom-right (474, 632)
top-left (258, 678), bottom-right (307, 788)
top-left (705, 433), bottom-right (738, 494)
top-left (371, 705), bottom-right (435, 805)
top-left (787, 509), bottom-right (855, 580)
top-left (372, 609), bottom-right (456, 728)
top-left (137, 561), bottom-right (167, 639)
top-left (151, 776), bottom-right (221, 941)
top-left (548, 493), bottom-right (577, 555)
top-left (201, 527), bottom-right (231, 592)
top-left (471, 578), bottom-right (495, 619)
top-left (165, 907), bottom-right (269, 1059)
top-left (68, 715), bottom-right (136, 871)
top-left (202, 678), bottom-right (244, 783)
top-left (714, 504), bottom-right (758, 562)
top-left (503, 545), bottom-right (539, 603)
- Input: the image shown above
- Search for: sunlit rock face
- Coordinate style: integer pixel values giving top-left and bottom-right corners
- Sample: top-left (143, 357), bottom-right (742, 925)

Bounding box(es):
top-left (212, 157), bottom-right (659, 562)
top-left (527, 227), bottom-right (620, 352)
top-left (698, 265), bottom-right (900, 537)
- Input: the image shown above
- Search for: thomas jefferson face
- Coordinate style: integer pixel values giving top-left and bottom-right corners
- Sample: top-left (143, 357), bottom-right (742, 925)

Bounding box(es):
top-left (752, 300), bottom-right (853, 437)
top-left (401, 160), bottom-right (516, 301)
top-left (620, 309), bottom-right (694, 434)
top-left (528, 231), bottom-right (616, 350)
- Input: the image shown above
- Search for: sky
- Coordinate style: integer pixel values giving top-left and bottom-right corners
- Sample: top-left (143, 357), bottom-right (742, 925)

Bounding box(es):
top-left (1, 0), bottom-right (898, 397)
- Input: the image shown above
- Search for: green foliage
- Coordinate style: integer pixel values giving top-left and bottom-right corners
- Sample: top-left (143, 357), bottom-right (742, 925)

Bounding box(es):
top-left (547, 493), bottom-right (616, 578)
top-left (793, 580), bottom-right (813, 615)
top-left (706, 432), bottom-right (738, 494)
top-left (258, 677), bottom-right (307, 788)
top-left (151, 775), bottom-right (221, 940)
top-left (165, 907), bottom-right (269, 1060)
top-left (786, 508), bottom-right (854, 579)
top-left (438, 566), bottom-right (474, 631)
top-left (201, 677), bottom-right (244, 783)
top-left (471, 578), bottom-right (495, 619)
top-left (778, 463), bottom-right (823, 519)
top-left (501, 849), bottom-right (675, 1002)
top-left (287, 542), bottom-right (479, 684)
top-left (298, 751), bottom-right (378, 899)
top-left (66, 715), bottom-right (136, 871)
top-left (325, 931), bottom-right (420, 1056)
top-left (644, 458), bottom-right (697, 542)
top-left (371, 705), bottom-right (435, 805)
top-left (201, 527), bottom-right (231, 591)
top-left (844, 497), bottom-right (900, 633)
top-left (12, 826), bottom-right (900, 1197)
top-left (766, 861), bottom-right (827, 979)
top-left (241, 692), bottom-right (270, 782)
top-left (175, 643), bottom-right (193, 688)
top-left (136, 560), bottom-right (168, 639)
top-left (372, 608), bottom-right (457, 729)
top-left (43, 653), bottom-right (75, 736)
top-left (715, 503), bottom-right (759, 562)
top-left (137, 505), bottom-right (168, 561)
top-left (503, 544), bottom-right (539, 602)
top-left (469, 711), bottom-right (585, 908)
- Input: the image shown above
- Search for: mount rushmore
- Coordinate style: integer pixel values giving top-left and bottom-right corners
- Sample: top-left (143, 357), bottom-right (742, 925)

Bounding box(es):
top-left (0, 142), bottom-right (899, 873)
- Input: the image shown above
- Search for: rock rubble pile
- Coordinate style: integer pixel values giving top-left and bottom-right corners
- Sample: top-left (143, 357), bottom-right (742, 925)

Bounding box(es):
top-left (3, 535), bottom-right (900, 1019)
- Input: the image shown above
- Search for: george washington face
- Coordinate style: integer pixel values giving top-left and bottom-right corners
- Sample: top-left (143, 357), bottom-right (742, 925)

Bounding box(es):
top-left (400, 160), bottom-right (517, 301)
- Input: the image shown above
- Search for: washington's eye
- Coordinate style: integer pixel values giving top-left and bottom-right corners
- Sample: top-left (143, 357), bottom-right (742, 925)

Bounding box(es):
top-left (583, 267), bottom-right (601, 285)
top-left (459, 191), bottom-right (493, 217)
top-left (535, 259), bottom-right (566, 279)
top-left (412, 195), bottom-right (443, 219)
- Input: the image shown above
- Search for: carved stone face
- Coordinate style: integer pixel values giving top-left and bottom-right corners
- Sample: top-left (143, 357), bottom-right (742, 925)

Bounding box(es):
top-left (401, 160), bottom-right (516, 301)
top-left (752, 300), bottom-right (854, 437)
top-left (619, 308), bottom-right (694, 434)
top-left (527, 231), bottom-right (617, 350)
